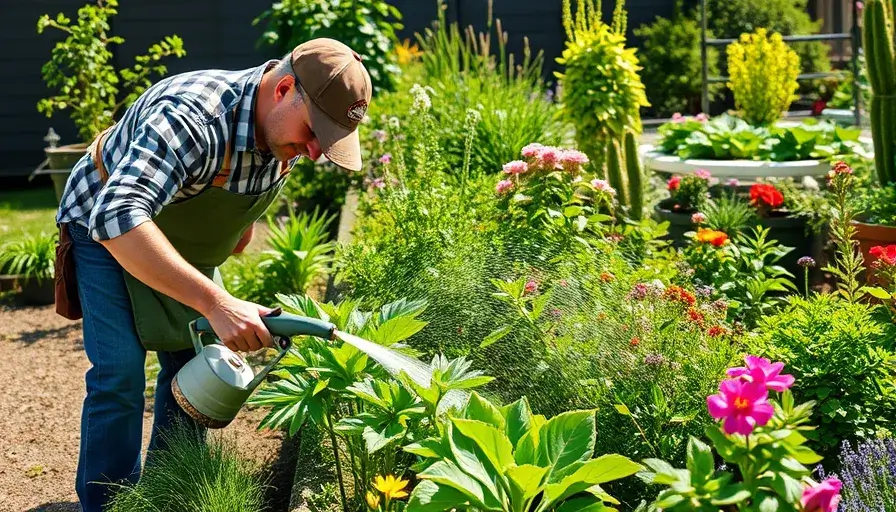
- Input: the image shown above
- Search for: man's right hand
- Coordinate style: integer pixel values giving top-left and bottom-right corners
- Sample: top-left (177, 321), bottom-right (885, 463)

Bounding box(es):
top-left (204, 294), bottom-right (275, 352)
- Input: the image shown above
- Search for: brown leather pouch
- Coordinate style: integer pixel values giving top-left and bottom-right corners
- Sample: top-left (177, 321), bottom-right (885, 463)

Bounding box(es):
top-left (54, 223), bottom-right (82, 320)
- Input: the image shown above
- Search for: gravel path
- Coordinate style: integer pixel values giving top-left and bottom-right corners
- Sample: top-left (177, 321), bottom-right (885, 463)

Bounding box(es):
top-left (0, 300), bottom-right (287, 512)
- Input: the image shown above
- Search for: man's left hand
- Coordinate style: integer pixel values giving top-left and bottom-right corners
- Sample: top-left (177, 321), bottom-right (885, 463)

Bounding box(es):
top-left (233, 224), bottom-right (254, 254)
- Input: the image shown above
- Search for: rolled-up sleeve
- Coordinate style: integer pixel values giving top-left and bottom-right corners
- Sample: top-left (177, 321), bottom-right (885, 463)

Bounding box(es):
top-left (87, 100), bottom-right (212, 241)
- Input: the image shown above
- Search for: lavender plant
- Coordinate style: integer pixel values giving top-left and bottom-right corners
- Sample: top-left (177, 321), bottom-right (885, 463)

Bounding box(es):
top-left (819, 438), bottom-right (896, 511)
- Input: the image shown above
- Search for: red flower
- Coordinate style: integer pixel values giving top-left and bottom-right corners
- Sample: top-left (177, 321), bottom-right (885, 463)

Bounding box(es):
top-left (600, 272), bottom-right (615, 283)
top-left (870, 245), bottom-right (896, 266)
top-left (630, 337), bottom-right (640, 347)
top-left (667, 176), bottom-right (681, 192)
top-left (707, 325), bottom-right (727, 337)
top-left (687, 307), bottom-right (706, 327)
top-left (664, 285), bottom-right (696, 307)
top-left (749, 183), bottom-right (784, 209)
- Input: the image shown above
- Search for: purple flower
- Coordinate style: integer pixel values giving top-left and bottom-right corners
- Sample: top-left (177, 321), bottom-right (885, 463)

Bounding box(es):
top-left (798, 256), bottom-right (817, 268)
top-left (371, 130), bottom-right (387, 143)
top-left (379, 153), bottom-right (392, 164)
top-left (727, 178), bottom-right (740, 188)
top-left (644, 354), bottom-right (666, 366)
top-left (695, 285), bottom-right (714, 298)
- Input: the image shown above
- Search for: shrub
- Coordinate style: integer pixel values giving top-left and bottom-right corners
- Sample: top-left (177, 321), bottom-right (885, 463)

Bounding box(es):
top-left (634, 4), bottom-right (722, 117)
top-left (726, 28), bottom-right (801, 126)
top-left (253, 0), bottom-right (403, 93)
top-left (747, 294), bottom-right (896, 455)
top-left (37, 0), bottom-right (185, 143)
top-left (105, 422), bottom-right (268, 511)
top-left (0, 231), bottom-right (57, 285)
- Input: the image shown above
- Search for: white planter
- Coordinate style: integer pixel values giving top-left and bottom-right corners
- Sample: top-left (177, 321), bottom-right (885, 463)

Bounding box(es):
top-left (639, 141), bottom-right (872, 182)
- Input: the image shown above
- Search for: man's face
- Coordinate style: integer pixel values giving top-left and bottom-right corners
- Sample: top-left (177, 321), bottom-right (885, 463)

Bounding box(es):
top-left (262, 76), bottom-right (323, 163)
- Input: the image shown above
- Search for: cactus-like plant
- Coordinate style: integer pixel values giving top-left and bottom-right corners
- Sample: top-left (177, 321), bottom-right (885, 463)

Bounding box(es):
top-left (606, 137), bottom-right (627, 206)
top-left (624, 130), bottom-right (644, 220)
top-left (864, 0), bottom-right (896, 186)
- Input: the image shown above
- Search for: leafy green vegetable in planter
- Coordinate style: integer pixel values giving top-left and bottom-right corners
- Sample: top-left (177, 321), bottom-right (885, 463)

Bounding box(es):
top-left (404, 392), bottom-right (642, 511)
top-left (0, 231), bottom-right (56, 283)
top-left (657, 114), bottom-right (868, 161)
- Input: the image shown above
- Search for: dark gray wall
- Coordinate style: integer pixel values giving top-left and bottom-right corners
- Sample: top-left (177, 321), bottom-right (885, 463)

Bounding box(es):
top-left (1, 0), bottom-right (675, 177)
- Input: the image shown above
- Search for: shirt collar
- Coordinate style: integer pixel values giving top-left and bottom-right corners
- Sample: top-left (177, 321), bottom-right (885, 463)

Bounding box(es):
top-left (233, 59), bottom-right (278, 153)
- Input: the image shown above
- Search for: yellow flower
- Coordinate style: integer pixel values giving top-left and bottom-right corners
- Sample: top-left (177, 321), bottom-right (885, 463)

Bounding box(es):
top-left (366, 490), bottom-right (381, 510)
top-left (395, 39), bottom-right (423, 65)
top-left (373, 474), bottom-right (410, 499)
top-left (695, 228), bottom-right (729, 247)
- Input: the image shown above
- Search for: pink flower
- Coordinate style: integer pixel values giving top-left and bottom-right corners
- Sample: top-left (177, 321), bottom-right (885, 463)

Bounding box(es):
top-left (503, 160), bottom-right (529, 175)
top-left (727, 178), bottom-right (740, 187)
top-left (371, 130), bottom-right (387, 142)
top-left (521, 143), bottom-right (544, 159)
top-left (801, 477), bottom-right (842, 512)
top-left (694, 169), bottom-right (712, 180)
top-left (695, 113), bottom-right (709, 122)
top-left (495, 179), bottom-right (514, 195)
top-left (371, 178), bottom-right (386, 189)
top-left (727, 355), bottom-right (795, 392)
top-left (672, 113), bottom-right (684, 123)
top-left (668, 175), bottom-right (682, 191)
top-left (691, 212), bottom-right (706, 224)
top-left (379, 153), bottom-right (392, 164)
top-left (857, 1), bottom-right (864, 10)
top-left (591, 179), bottom-right (617, 196)
top-left (559, 149), bottom-right (589, 171)
top-left (537, 147), bottom-right (561, 169)
top-left (524, 280), bottom-right (538, 294)
top-left (707, 378), bottom-right (775, 436)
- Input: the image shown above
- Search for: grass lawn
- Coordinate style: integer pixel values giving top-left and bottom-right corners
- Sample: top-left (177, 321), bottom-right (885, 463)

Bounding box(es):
top-left (0, 187), bottom-right (58, 246)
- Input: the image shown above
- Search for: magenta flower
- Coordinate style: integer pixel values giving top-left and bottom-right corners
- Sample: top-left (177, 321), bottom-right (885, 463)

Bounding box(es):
top-left (691, 212), bottom-right (706, 224)
top-left (379, 153), bottom-right (392, 164)
top-left (503, 160), bottom-right (529, 175)
top-left (521, 143), bottom-right (544, 159)
top-left (727, 178), bottom-right (740, 188)
top-left (591, 179), bottom-right (617, 196)
top-left (559, 149), bottom-right (589, 171)
top-left (495, 179), bottom-right (514, 195)
top-left (727, 355), bottom-right (794, 392)
top-left (694, 169), bottom-right (712, 180)
top-left (524, 280), bottom-right (538, 294)
top-left (801, 477), bottom-right (842, 512)
top-left (707, 378), bottom-right (774, 436)
top-left (537, 147), bottom-right (561, 169)
top-left (695, 113), bottom-right (709, 122)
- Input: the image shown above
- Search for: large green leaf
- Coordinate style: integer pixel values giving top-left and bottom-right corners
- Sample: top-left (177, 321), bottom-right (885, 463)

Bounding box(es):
top-left (540, 455), bottom-right (640, 509)
top-left (506, 464), bottom-right (549, 504)
top-left (448, 422), bottom-right (507, 506)
top-left (408, 480), bottom-right (472, 512)
top-left (553, 496), bottom-right (612, 512)
top-left (686, 436), bottom-right (714, 481)
top-left (417, 460), bottom-right (502, 510)
top-left (362, 422), bottom-right (406, 454)
top-left (501, 397), bottom-right (534, 448)
top-left (463, 392), bottom-right (506, 430)
top-left (535, 410), bottom-right (597, 481)
top-left (452, 419), bottom-right (515, 471)
top-left (368, 315), bottom-right (428, 345)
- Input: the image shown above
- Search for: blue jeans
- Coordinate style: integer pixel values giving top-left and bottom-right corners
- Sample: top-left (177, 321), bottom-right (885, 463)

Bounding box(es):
top-left (68, 223), bottom-right (205, 511)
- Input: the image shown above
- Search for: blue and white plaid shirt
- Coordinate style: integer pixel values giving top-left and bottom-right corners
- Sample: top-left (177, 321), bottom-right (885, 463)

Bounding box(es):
top-left (56, 60), bottom-right (296, 241)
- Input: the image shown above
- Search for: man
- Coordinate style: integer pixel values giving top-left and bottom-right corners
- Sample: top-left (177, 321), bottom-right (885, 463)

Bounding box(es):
top-left (54, 38), bottom-right (372, 511)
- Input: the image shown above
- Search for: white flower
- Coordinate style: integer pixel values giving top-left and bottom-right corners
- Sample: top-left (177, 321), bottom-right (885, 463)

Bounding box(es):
top-left (410, 84), bottom-right (432, 113)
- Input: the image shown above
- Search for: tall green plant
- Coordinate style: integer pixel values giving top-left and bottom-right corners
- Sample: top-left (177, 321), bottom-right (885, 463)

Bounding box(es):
top-left (37, 0), bottom-right (185, 143)
top-left (253, 0), bottom-right (403, 93)
top-left (0, 231), bottom-right (57, 284)
top-left (556, 0), bottom-right (649, 175)
top-left (726, 28), bottom-right (801, 126)
top-left (863, 0), bottom-right (896, 185)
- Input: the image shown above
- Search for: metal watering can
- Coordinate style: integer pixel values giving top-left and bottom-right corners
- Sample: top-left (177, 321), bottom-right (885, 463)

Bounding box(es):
top-left (172, 310), bottom-right (337, 428)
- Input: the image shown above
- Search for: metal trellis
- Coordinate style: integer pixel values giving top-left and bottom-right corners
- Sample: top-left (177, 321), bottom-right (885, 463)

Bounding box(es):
top-left (699, 0), bottom-right (863, 126)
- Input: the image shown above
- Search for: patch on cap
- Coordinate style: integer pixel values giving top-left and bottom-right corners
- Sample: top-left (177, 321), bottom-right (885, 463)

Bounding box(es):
top-left (347, 99), bottom-right (368, 123)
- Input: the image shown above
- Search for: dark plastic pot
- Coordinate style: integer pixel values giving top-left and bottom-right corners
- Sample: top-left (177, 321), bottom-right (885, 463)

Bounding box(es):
top-left (20, 277), bottom-right (55, 305)
top-left (653, 199), bottom-right (697, 248)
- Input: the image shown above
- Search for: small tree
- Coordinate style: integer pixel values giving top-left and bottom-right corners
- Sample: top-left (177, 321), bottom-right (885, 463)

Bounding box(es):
top-left (37, 0), bottom-right (186, 144)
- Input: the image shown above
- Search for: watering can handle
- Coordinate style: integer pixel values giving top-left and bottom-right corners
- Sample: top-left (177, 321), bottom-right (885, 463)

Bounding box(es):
top-left (190, 310), bottom-right (337, 353)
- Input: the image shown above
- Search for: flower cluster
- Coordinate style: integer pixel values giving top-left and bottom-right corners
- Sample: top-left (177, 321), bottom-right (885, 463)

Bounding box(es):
top-left (749, 183), bottom-right (785, 214)
top-left (663, 285), bottom-right (697, 307)
top-left (671, 112), bottom-right (709, 123)
top-left (516, 143), bottom-right (590, 174)
top-left (819, 438), bottom-right (896, 511)
top-left (870, 244), bottom-right (896, 267)
top-left (666, 170), bottom-right (713, 212)
top-left (694, 227), bottom-right (729, 247)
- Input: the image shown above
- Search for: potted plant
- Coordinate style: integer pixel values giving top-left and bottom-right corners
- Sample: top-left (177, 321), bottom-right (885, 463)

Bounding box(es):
top-left (0, 232), bottom-right (58, 305)
top-left (653, 169), bottom-right (712, 247)
top-left (854, 0), bottom-right (896, 268)
top-left (34, 0), bottom-right (185, 202)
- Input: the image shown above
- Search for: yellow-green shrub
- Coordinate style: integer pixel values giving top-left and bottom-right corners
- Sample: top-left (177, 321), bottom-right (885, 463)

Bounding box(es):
top-left (726, 28), bottom-right (800, 125)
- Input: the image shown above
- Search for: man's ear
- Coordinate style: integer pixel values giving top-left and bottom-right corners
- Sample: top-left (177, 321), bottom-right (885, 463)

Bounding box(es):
top-left (274, 74), bottom-right (295, 103)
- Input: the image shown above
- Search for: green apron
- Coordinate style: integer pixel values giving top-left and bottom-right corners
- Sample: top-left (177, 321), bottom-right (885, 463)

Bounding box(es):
top-left (121, 138), bottom-right (288, 352)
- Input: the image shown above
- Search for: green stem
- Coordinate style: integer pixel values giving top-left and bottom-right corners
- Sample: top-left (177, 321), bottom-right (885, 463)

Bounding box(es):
top-left (326, 409), bottom-right (349, 512)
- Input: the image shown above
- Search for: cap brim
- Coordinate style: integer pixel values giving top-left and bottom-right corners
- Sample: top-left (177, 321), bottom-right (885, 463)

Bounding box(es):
top-left (309, 101), bottom-right (362, 171)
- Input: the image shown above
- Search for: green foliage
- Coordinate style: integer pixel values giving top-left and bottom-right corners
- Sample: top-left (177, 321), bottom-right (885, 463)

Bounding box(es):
top-left (864, 0), bottom-right (896, 185)
top-left (625, 130), bottom-right (645, 221)
top-left (633, 6), bottom-right (722, 117)
top-left (726, 28), bottom-right (801, 126)
top-left (748, 294), bottom-right (896, 454)
top-left (280, 157), bottom-right (362, 220)
top-left (36, 0), bottom-right (186, 143)
top-left (703, 190), bottom-right (758, 235)
top-left (105, 422), bottom-right (268, 511)
top-left (404, 392), bottom-right (642, 511)
top-left (638, 389), bottom-right (827, 511)
top-left (556, 0), bottom-right (649, 172)
top-left (854, 182), bottom-right (896, 227)
top-left (707, 0), bottom-right (831, 80)
top-left (253, 0), bottom-right (403, 93)
top-left (657, 114), bottom-right (869, 161)
top-left (0, 231), bottom-right (57, 284)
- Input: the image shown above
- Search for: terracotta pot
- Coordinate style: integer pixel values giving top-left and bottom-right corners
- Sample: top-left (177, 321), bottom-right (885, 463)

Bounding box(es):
top-left (43, 143), bottom-right (89, 203)
top-left (653, 200), bottom-right (697, 248)
top-left (852, 220), bottom-right (896, 284)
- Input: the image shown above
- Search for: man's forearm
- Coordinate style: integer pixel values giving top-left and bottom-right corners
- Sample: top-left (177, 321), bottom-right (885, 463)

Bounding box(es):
top-left (98, 221), bottom-right (227, 315)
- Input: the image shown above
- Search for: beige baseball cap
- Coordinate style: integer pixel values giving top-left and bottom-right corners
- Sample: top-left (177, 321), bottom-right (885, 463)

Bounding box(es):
top-left (291, 38), bottom-right (372, 171)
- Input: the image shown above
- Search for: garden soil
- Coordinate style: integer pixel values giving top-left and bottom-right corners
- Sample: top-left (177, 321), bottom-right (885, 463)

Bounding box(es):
top-left (0, 300), bottom-right (291, 512)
